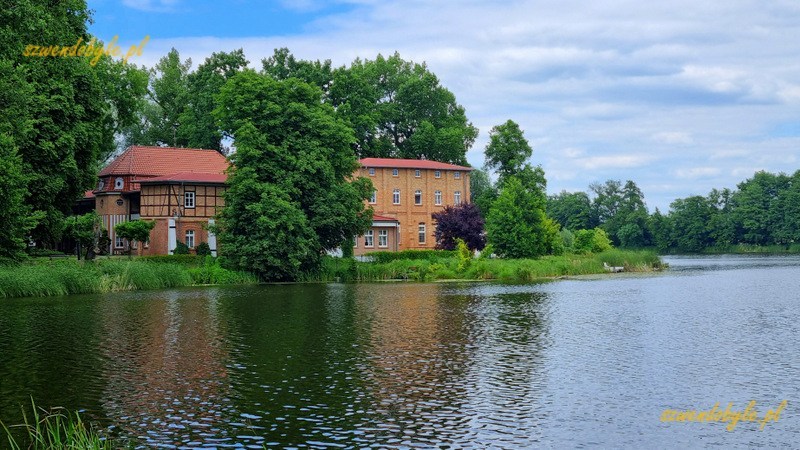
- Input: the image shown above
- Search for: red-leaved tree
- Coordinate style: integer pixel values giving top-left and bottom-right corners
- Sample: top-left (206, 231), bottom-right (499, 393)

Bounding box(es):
top-left (432, 203), bottom-right (486, 251)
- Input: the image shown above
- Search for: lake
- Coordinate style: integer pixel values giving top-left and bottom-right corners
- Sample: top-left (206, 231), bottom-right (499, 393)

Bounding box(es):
top-left (1, 255), bottom-right (798, 448)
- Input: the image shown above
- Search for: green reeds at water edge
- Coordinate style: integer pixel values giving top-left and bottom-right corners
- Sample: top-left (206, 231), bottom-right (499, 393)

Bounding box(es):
top-left (0, 257), bottom-right (256, 299)
top-left (306, 249), bottom-right (665, 283)
top-left (1, 400), bottom-right (115, 449)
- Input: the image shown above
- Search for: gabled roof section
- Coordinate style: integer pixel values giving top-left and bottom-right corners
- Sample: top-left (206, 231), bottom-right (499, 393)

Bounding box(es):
top-left (99, 146), bottom-right (229, 177)
top-left (138, 172), bottom-right (228, 184)
top-left (359, 158), bottom-right (472, 172)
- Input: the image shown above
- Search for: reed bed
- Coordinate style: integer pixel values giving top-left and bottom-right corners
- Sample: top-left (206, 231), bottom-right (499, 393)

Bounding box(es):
top-left (1, 400), bottom-right (116, 449)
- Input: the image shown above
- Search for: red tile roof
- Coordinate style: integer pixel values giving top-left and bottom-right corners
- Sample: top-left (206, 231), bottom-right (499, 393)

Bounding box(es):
top-left (83, 190), bottom-right (95, 199)
top-left (359, 158), bottom-right (472, 171)
top-left (372, 215), bottom-right (399, 222)
top-left (99, 146), bottom-right (229, 177)
top-left (138, 172), bottom-right (228, 184)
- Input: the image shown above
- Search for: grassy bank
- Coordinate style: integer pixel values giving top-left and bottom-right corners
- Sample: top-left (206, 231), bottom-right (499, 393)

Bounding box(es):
top-left (0, 257), bottom-right (256, 299)
top-left (700, 244), bottom-right (800, 254)
top-left (304, 249), bottom-right (665, 283)
top-left (1, 401), bottom-right (116, 449)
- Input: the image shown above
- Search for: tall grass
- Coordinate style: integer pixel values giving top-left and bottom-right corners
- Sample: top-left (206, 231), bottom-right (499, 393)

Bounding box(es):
top-left (308, 250), bottom-right (664, 283)
top-left (702, 243), bottom-right (800, 254)
top-left (0, 257), bottom-right (254, 299)
top-left (1, 400), bottom-right (115, 449)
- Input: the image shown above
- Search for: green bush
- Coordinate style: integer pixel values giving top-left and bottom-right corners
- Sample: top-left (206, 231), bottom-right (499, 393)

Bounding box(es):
top-left (195, 242), bottom-right (212, 257)
top-left (173, 241), bottom-right (190, 255)
top-left (368, 249), bottom-right (456, 263)
top-left (456, 238), bottom-right (472, 272)
top-left (139, 254), bottom-right (201, 266)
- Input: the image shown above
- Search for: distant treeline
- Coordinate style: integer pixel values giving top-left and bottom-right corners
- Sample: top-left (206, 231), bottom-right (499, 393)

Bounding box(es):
top-left (545, 170), bottom-right (800, 253)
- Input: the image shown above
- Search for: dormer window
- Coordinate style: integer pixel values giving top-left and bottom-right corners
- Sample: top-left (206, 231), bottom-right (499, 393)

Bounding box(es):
top-left (114, 177), bottom-right (124, 190)
top-left (98, 180), bottom-right (105, 190)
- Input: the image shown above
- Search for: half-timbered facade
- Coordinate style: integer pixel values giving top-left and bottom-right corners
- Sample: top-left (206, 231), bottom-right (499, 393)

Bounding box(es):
top-left (92, 146), bottom-right (229, 255)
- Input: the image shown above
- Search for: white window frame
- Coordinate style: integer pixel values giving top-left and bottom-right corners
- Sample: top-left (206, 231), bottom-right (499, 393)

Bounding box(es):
top-left (418, 223), bottom-right (426, 244)
top-left (434, 170), bottom-right (441, 179)
top-left (115, 236), bottom-right (124, 248)
top-left (378, 229), bottom-right (388, 248)
top-left (368, 168), bottom-right (375, 176)
top-left (454, 191), bottom-right (462, 205)
top-left (98, 180), bottom-right (105, 190)
top-left (185, 230), bottom-right (195, 249)
top-left (414, 169), bottom-right (421, 177)
top-left (185, 191), bottom-right (195, 208)
top-left (353, 235), bottom-right (358, 248)
top-left (414, 190), bottom-right (422, 205)
top-left (392, 168), bottom-right (399, 177)
top-left (454, 171), bottom-right (461, 179)
top-left (393, 189), bottom-right (400, 205)
top-left (370, 190), bottom-right (377, 204)
top-left (435, 190), bottom-right (442, 205)
top-left (365, 230), bottom-right (374, 247)
top-left (114, 177), bottom-right (124, 190)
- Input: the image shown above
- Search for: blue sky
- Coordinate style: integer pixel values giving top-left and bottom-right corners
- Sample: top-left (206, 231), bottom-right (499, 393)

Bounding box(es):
top-left (87, 0), bottom-right (800, 211)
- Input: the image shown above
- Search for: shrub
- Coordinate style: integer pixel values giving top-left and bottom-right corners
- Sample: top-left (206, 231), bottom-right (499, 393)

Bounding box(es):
top-left (368, 250), bottom-right (456, 263)
top-left (195, 242), bottom-right (212, 257)
top-left (456, 238), bottom-right (472, 272)
top-left (173, 241), bottom-right (190, 255)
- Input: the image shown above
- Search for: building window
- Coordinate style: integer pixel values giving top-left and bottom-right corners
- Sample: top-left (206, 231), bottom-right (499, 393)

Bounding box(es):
top-left (369, 168), bottom-right (375, 176)
top-left (353, 235), bottom-right (358, 248)
top-left (115, 236), bottom-right (124, 248)
top-left (378, 229), bottom-right (388, 248)
top-left (114, 177), bottom-right (124, 190)
top-left (370, 190), bottom-right (377, 204)
top-left (98, 180), bottom-right (105, 190)
top-left (454, 171), bottom-right (461, 179)
top-left (392, 168), bottom-right (399, 177)
top-left (418, 223), bottom-right (426, 244)
top-left (393, 189), bottom-right (400, 205)
top-left (185, 191), bottom-right (195, 208)
top-left (185, 230), bottom-right (195, 248)
top-left (435, 190), bottom-right (442, 205)
top-left (415, 169), bottom-right (421, 177)
top-left (365, 230), bottom-right (374, 247)
top-left (414, 190), bottom-right (422, 205)
top-left (434, 170), bottom-right (441, 178)
top-left (454, 191), bottom-right (462, 205)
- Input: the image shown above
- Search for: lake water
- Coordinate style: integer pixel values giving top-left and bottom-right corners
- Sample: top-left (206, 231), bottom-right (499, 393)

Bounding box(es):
top-left (1, 255), bottom-right (799, 448)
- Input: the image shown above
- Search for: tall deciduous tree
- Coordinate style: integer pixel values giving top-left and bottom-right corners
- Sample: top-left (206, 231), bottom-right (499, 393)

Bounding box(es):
top-left (215, 71), bottom-right (373, 280)
top-left (547, 191), bottom-right (597, 231)
top-left (432, 203), bottom-right (486, 251)
top-left (262, 47), bottom-right (334, 94)
top-left (470, 168), bottom-right (498, 217)
top-left (329, 52), bottom-right (477, 164)
top-left (484, 120), bottom-right (533, 184)
top-left (0, 0), bottom-right (146, 248)
top-left (180, 49), bottom-right (249, 153)
top-left (115, 220), bottom-right (155, 257)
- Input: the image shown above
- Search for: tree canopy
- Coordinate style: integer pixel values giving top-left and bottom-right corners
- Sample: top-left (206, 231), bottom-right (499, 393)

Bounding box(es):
top-left (484, 120), bottom-right (533, 184)
top-left (214, 71), bottom-right (373, 280)
top-left (432, 203), bottom-right (486, 251)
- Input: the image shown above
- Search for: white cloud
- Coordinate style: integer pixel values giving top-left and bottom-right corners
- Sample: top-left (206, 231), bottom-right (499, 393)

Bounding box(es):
top-left (122, 0), bottom-right (181, 12)
top-left (652, 132), bottom-right (694, 145)
top-left (575, 155), bottom-right (655, 170)
top-left (673, 167), bottom-right (721, 179)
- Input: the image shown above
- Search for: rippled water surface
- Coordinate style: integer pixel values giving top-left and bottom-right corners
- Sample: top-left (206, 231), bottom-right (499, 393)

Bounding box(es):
top-left (1, 255), bottom-right (799, 448)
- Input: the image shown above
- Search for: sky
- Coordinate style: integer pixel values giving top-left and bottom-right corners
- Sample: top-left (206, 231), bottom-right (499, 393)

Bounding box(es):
top-left (87, 0), bottom-right (800, 211)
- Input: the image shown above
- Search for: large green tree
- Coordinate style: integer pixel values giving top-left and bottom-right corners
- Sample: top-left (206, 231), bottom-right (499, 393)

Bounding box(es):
top-left (547, 191), bottom-right (597, 231)
top-left (180, 49), bottom-right (249, 153)
top-left (262, 47), bottom-right (334, 94)
top-left (215, 71), bottom-right (373, 280)
top-left (0, 0), bottom-right (146, 248)
top-left (329, 52), bottom-right (477, 164)
top-left (484, 120), bottom-right (533, 184)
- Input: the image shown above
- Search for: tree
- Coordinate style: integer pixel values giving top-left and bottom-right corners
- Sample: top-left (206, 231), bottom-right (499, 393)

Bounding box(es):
top-left (548, 191), bottom-right (597, 231)
top-left (262, 48), bottom-right (334, 93)
top-left (63, 212), bottom-right (103, 260)
top-left (329, 52), bottom-right (478, 164)
top-left (215, 72), bottom-right (373, 280)
top-left (647, 208), bottom-right (674, 252)
top-left (122, 49), bottom-right (191, 147)
top-left (730, 171), bottom-right (786, 245)
top-left (469, 169), bottom-right (497, 217)
top-left (180, 49), bottom-right (249, 153)
top-left (669, 196), bottom-right (715, 252)
top-left (591, 179), bottom-right (649, 246)
top-left (484, 120), bottom-right (532, 183)
top-left (115, 220), bottom-right (155, 257)
top-left (485, 177), bottom-right (560, 258)
top-left (0, 135), bottom-right (38, 260)
top-left (573, 228), bottom-right (613, 254)
top-left (0, 0), bottom-right (147, 247)
top-left (432, 203), bottom-right (486, 251)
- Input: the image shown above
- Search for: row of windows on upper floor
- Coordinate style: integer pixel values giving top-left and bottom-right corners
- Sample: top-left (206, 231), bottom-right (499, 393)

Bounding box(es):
top-left (356, 223), bottom-right (429, 248)
top-left (367, 168), bottom-right (462, 179)
top-left (369, 189), bottom-right (462, 206)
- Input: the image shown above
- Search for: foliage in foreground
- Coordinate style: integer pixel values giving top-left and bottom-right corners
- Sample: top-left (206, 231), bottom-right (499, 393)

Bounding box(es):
top-left (1, 400), bottom-right (114, 450)
top-left (306, 250), bottom-right (663, 283)
top-left (0, 258), bottom-right (255, 299)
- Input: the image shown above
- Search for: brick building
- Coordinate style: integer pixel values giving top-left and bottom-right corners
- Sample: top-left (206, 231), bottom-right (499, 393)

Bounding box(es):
top-left (92, 146), bottom-right (229, 255)
top-left (88, 148), bottom-right (470, 255)
top-left (353, 158), bottom-right (472, 255)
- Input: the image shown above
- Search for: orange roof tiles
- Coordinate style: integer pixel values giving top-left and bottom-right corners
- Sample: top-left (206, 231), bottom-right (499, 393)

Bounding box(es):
top-left (359, 158), bottom-right (472, 172)
top-left (99, 146), bottom-right (229, 177)
top-left (372, 215), bottom-right (399, 222)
